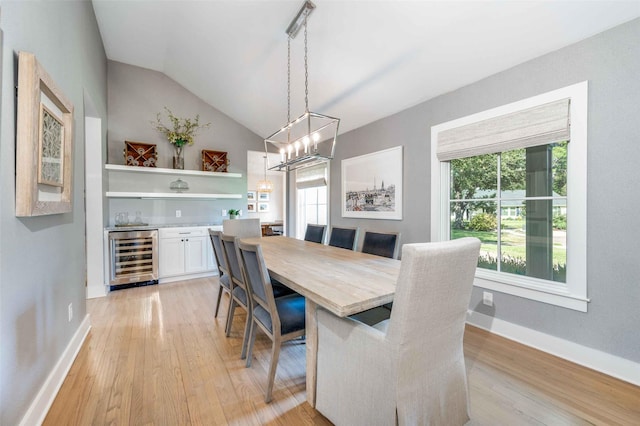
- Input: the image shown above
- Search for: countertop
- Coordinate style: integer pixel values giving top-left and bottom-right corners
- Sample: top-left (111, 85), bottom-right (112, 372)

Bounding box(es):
top-left (105, 223), bottom-right (222, 232)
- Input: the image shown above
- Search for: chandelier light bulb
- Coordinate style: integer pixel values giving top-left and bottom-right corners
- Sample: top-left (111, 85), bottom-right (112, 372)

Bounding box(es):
top-left (280, 148), bottom-right (286, 163)
top-left (294, 140), bottom-right (301, 156)
top-left (312, 132), bottom-right (320, 142)
top-left (287, 144), bottom-right (293, 159)
top-left (303, 137), bottom-right (309, 153)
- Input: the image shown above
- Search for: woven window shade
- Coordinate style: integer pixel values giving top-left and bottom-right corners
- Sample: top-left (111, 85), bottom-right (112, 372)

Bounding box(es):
top-left (296, 163), bottom-right (327, 189)
top-left (436, 98), bottom-right (570, 161)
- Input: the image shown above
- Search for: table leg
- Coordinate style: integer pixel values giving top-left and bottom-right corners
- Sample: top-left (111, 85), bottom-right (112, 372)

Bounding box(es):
top-left (305, 298), bottom-right (318, 407)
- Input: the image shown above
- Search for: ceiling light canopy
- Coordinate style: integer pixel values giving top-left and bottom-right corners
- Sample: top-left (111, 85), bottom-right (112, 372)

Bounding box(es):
top-left (265, 0), bottom-right (340, 172)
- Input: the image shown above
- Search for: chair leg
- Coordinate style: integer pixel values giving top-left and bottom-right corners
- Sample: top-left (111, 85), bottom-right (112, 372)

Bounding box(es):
top-left (213, 284), bottom-right (223, 318)
top-left (265, 337), bottom-right (282, 403)
top-left (225, 298), bottom-right (236, 337)
top-left (240, 307), bottom-right (252, 360)
top-left (246, 320), bottom-right (258, 368)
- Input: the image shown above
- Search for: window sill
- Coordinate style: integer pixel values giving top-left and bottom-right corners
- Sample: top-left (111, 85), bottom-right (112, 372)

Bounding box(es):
top-left (474, 269), bottom-right (588, 312)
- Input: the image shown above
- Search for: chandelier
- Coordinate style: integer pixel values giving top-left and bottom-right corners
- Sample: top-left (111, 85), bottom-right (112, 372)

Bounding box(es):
top-left (264, 0), bottom-right (340, 172)
top-left (256, 155), bottom-right (273, 193)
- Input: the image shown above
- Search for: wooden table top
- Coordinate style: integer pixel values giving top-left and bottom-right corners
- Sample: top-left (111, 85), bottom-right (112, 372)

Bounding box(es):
top-left (241, 236), bottom-right (400, 317)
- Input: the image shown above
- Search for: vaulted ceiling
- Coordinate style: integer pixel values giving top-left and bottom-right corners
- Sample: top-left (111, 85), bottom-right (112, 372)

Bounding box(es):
top-left (92, 0), bottom-right (640, 137)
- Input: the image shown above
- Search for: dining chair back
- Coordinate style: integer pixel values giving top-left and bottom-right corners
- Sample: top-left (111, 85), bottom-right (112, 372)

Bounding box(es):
top-left (237, 240), bottom-right (306, 403)
top-left (328, 226), bottom-right (359, 251)
top-left (220, 234), bottom-right (253, 358)
top-left (315, 237), bottom-right (481, 425)
top-left (223, 218), bottom-right (261, 238)
top-left (304, 224), bottom-right (326, 244)
top-left (361, 231), bottom-right (401, 259)
top-left (209, 229), bottom-right (231, 318)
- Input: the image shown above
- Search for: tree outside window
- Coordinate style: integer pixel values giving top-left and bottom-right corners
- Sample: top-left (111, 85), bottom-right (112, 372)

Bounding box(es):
top-left (450, 142), bottom-right (567, 283)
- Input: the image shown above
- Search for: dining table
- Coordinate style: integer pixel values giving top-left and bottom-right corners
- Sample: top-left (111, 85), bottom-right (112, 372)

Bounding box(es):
top-left (240, 235), bottom-right (401, 407)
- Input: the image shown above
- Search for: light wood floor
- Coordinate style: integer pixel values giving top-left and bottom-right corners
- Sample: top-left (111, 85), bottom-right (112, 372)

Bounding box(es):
top-left (44, 278), bottom-right (640, 425)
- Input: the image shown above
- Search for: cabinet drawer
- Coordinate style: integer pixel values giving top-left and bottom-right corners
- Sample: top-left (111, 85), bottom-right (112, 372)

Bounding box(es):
top-left (159, 227), bottom-right (207, 239)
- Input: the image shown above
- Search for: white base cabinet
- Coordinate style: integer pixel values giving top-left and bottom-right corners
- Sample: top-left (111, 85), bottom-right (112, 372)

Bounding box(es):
top-left (159, 226), bottom-right (219, 283)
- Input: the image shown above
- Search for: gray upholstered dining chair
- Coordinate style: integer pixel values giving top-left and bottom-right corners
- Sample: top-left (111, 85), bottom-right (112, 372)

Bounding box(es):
top-left (361, 230), bottom-right (401, 259)
top-left (209, 230), bottom-right (231, 319)
top-left (304, 224), bottom-right (326, 244)
top-left (315, 238), bottom-right (481, 426)
top-left (222, 218), bottom-right (261, 238)
top-left (237, 240), bottom-right (306, 403)
top-left (328, 226), bottom-right (359, 251)
top-left (219, 233), bottom-right (253, 358)
top-left (220, 233), bottom-right (295, 359)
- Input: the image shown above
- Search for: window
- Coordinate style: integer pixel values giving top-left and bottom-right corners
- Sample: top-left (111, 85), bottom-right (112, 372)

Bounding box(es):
top-left (431, 82), bottom-right (588, 311)
top-left (295, 164), bottom-right (329, 239)
top-left (450, 143), bottom-right (567, 283)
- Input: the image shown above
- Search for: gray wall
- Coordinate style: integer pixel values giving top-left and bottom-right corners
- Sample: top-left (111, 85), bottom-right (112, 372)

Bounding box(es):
top-left (107, 61), bottom-right (264, 223)
top-left (330, 18), bottom-right (640, 363)
top-left (0, 1), bottom-right (107, 424)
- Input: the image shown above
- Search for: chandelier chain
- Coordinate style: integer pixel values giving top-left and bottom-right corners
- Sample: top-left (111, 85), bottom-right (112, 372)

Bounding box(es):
top-left (304, 10), bottom-right (309, 112)
top-left (287, 36), bottom-right (291, 124)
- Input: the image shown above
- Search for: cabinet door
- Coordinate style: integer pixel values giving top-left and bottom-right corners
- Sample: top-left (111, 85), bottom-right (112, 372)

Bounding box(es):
top-left (184, 236), bottom-right (208, 274)
top-left (159, 238), bottom-right (185, 277)
top-left (206, 237), bottom-right (218, 273)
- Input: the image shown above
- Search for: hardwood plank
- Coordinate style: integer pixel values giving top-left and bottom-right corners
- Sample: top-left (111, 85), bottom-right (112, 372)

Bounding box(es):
top-left (43, 278), bottom-right (640, 425)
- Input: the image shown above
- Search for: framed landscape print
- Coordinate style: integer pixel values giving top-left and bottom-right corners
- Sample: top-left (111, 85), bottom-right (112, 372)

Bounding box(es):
top-left (342, 145), bottom-right (403, 220)
top-left (247, 191), bottom-right (257, 201)
top-left (258, 192), bottom-right (270, 201)
top-left (16, 51), bottom-right (74, 216)
top-left (258, 202), bottom-right (269, 212)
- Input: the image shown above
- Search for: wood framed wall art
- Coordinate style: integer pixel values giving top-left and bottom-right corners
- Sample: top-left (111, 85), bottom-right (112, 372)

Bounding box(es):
top-left (16, 51), bottom-right (74, 216)
top-left (202, 149), bottom-right (228, 172)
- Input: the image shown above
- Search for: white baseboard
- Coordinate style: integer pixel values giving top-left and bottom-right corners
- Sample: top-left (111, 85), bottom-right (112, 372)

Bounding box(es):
top-left (159, 271), bottom-right (216, 284)
top-left (466, 310), bottom-right (640, 387)
top-left (19, 314), bottom-right (91, 426)
top-left (86, 282), bottom-right (108, 299)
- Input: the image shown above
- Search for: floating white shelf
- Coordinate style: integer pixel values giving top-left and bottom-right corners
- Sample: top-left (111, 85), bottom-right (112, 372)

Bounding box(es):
top-left (105, 164), bottom-right (242, 178)
top-left (105, 164), bottom-right (244, 200)
top-left (106, 192), bottom-right (242, 200)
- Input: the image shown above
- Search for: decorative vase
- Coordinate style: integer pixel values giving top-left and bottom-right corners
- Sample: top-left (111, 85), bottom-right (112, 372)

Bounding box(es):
top-left (173, 146), bottom-right (184, 170)
top-left (229, 214), bottom-right (238, 220)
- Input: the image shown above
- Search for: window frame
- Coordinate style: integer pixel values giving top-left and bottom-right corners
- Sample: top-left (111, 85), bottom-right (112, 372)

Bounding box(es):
top-left (295, 163), bottom-right (330, 240)
top-left (430, 82), bottom-right (588, 312)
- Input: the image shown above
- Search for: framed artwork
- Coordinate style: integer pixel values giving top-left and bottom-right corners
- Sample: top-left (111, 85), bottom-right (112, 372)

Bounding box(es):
top-left (342, 145), bottom-right (403, 220)
top-left (37, 104), bottom-right (65, 186)
top-left (247, 191), bottom-right (257, 201)
top-left (16, 51), bottom-right (74, 216)
top-left (247, 202), bottom-right (256, 212)
top-left (258, 202), bottom-right (269, 213)
top-left (258, 192), bottom-right (270, 201)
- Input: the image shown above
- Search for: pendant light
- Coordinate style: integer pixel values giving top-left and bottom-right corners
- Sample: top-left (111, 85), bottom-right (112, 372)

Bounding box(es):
top-left (264, 0), bottom-right (340, 172)
top-left (256, 155), bottom-right (273, 193)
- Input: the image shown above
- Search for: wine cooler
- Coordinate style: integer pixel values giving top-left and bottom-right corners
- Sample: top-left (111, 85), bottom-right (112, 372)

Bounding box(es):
top-left (109, 229), bottom-right (158, 286)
